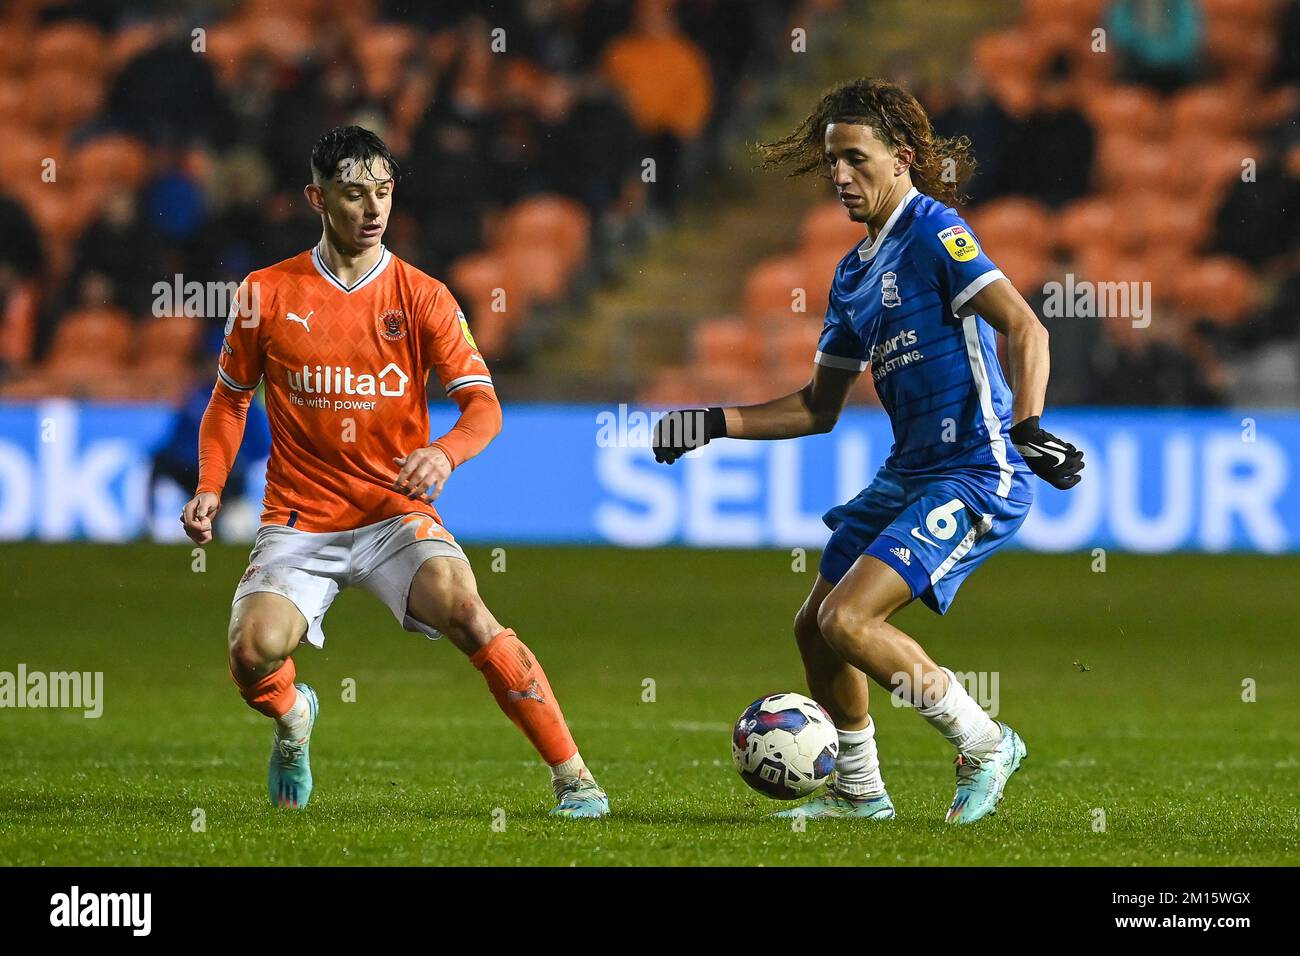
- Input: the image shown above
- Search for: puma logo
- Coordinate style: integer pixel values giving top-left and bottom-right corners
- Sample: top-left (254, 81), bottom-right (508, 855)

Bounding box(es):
top-left (507, 679), bottom-right (546, 704)
top-left (286, 310), bottom-right (314, 331)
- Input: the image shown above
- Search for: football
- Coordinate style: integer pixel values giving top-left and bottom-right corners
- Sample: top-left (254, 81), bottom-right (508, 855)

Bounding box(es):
top-left (731, 692), bottom-right (838, 799)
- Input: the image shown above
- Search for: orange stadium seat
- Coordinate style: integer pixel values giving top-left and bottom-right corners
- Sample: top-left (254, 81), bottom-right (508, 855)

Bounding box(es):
top-left (1057, 197), bottom-right (1122, 254)
top-left (0, 128), bottom-right (55, 185)
top-left (32, 20), bottom-right (105, 77)
top-left (500, 243), bottom-right (572, 305)
top-left (1097, 134), bottom-right (1171, 195)
top-left (498, 195), bottom-right (591, 273)
top-left (23, 68), bottom-right (103, 132)
top-left (694, 316), bottom-right (762, 370)
top-left (763, 318), bottom-right (821, 370)
top-left (72, 135), bottom-right (150, 193)
top-left (1163, 133), bottom-right (1256, 206)
top-left (0, 24), bottom-right (32, 76)
top-left (993, 248), bottom-right (1049, 296)
top-left (1079, 85), bottom-right (1164, 138)
top-left (355, 24), bottom-right (418, 100)
top-left (1175, 257), bottom-right (1256, 326)
top-left (966, 198), bottom-right (1053, 259)
top-left (1203, 21), bottom-right (1276, 82)
top-left (242, 14), bottom-right (314, 66)
top-left (1021, 0), bottom-right (1109, 29)
top-left (1137, 193), bottom-right (1213, 252)
top-left (202, 23), bottom-right (252, 85)
top-left (1201, 0), bottom-right (1279, 28)
top-left (107, 20), bottom-right (163, 75)
top-left (744, 256), bottom-right (810, 322)
top-left (39, 308), bottom-right (134, 390)
top-left (1169, 86), bottom-right (1248, 140)
top-left (799, 201), bottom-right (866, 252)
top-left (135, 315), bottom-right (202, 372)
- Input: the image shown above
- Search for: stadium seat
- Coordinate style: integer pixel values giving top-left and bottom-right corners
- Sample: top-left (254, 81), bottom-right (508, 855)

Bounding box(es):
top-left (1203, 21), bottom-right (1276, 81)
top-left (744, 256), bottom-right (811, 322)
top-left (1175, 257), bottom-right (1256, 326)
top-left (1201, 0), bottom-right (1279, 28)
top-left (354, 24), bottom-right (418, 100)
top-left (32, 21), bottom-right (105, 77)
top-left (72, 135), bottom-right (151, 193)
top-left (33, 308), bottom-right (135, 395)
top-left (202, 23), bottom-right (252, 85)
top-left (965, 198), bottom-right (1053, 259)
top-left (242, 13), bottom-right (314, 66)
top-left (23, 68), bottom-right (102, 132)
top-left (1170, 86), bottom-right (1248, 140)
top-left (135, 315), bottom-right (203, 372)
top-left (694, 316), bottom-right (763, 370)
top-left (1096, 134), bottom-right (1171, 195)
top-left (1163, 133), bottom-right (1256, 206)
top-left (1079, 85), bottom-right (1164, 138)
top-left (799, 201), bottom-right (866, 252)
top-left (501, 243), bottom-right (572, 305)
top-left (497, 195), bottom-right (591, 274)
top-left (0, 25), bottom-right (31, 77)
top-left (108, 21), bottom-right (163, 75)
top-left (992, 248), bottom-right (1049, 296)
top-left (1021, 0), bottom-right (1109, 29)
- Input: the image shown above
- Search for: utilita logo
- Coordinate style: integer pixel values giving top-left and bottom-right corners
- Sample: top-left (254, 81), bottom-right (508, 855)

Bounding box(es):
top-left (286, 363), bottom-right (409, 411)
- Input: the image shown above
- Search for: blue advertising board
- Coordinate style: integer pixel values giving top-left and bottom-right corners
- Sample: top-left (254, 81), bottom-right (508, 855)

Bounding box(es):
top-left (0, 402), bottom-right (1295, 551)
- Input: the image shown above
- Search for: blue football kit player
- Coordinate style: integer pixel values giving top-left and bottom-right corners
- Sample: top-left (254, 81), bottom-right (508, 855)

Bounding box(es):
top-left (652, 79), bottom-right (1083, 824)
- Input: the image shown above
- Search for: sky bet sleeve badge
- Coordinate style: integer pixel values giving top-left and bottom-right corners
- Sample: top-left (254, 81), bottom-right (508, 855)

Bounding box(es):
top-left (938, 225), bottom-right (980, 262)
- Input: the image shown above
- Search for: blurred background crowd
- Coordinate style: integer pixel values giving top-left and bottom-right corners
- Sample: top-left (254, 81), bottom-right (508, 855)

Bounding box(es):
top-left (0, 0), bottom-right (1296, 411)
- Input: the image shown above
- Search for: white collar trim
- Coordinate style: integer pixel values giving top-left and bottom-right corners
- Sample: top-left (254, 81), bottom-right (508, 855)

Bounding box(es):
top-left (311, 243), bottom-right (392, 293)
top-left (857, 186), bottom-right (920, 261)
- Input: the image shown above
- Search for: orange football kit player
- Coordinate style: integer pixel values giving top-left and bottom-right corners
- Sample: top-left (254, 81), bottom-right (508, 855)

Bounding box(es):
top-left (181, 126), bottom-right (608, 817)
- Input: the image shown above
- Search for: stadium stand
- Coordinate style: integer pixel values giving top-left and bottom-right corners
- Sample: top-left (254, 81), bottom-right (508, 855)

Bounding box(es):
top-left (640, 0), bottom-right (1300, 408)
top-left (0, 0), bottom-right (812, 401)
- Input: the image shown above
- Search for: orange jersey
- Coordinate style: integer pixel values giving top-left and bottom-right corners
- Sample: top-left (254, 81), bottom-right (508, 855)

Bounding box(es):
top-left (207, 245), bottom-right (496, 532)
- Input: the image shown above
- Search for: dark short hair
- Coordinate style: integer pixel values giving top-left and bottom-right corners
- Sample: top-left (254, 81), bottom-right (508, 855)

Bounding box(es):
top-left (310, 125), bottom-right (400, 184)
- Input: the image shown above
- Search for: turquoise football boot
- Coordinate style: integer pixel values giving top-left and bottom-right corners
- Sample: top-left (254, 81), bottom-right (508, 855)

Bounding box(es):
top-left (772, 781), bottom-right (895, 820)
top-left (944, 722), bottom-right (1026, 825)
top-left (268, 683), bottom-right (318, 809)
top-left (550, 777), bottom-right (610, 819)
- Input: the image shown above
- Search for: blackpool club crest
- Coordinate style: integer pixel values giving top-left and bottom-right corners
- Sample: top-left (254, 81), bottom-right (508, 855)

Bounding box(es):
top-left (377, 308), bottom-right (407, 341)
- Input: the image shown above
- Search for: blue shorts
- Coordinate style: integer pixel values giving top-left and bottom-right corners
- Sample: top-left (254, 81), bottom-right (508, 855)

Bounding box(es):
top-left (819, 467), bottom-right (1031, 615)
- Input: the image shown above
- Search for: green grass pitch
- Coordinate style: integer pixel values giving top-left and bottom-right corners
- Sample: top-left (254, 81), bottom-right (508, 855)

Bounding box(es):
top-left (1, 543), bottom-right (1296, 866)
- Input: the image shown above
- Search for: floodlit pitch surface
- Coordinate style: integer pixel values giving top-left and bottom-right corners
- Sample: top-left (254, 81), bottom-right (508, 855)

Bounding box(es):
top-left (1, 544), bottom-right (1296, 866)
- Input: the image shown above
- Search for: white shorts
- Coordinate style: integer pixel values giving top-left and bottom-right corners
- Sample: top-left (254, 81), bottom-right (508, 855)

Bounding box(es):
top-left (232, 512), bottom-right (468, 648)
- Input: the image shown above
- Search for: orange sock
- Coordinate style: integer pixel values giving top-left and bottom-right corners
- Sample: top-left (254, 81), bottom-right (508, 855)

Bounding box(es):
top-left (233, 657), bottom-right (298, 719)
top-left (471, 629), bottom-right (577, 765)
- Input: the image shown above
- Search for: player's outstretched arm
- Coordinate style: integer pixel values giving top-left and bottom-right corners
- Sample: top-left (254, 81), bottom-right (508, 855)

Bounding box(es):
top-left (969, 277), bottom-right (1084, 490)
top-left (182, 383), bottom-right (254, 543)
top-left (652, 363), bottom-right (858, 464)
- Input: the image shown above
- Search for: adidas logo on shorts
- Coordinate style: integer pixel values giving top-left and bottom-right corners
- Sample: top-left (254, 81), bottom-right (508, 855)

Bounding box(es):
top-left (889, 546), bottom-right (912, 566)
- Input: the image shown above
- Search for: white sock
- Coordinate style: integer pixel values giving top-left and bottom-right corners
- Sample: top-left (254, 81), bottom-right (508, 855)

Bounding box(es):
top-left (917, 666), bottom-right (1001, 753)
top-left (274, 688), bottom-right (309, 742)
top-left (550, 751), bottom-right (594, 789)
top-left (833, 718), bottom-right (886, 798)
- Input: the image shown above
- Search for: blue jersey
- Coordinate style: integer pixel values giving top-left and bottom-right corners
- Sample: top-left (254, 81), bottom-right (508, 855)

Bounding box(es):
top-left (816, 187), bottom-right (1034, 504)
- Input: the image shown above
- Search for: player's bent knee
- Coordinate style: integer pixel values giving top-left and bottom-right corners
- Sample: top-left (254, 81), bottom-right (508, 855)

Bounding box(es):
top-left (227, 616), bottom-right (295, 677)
top-left (793, 604), bottom-right (823, 648)
top-left (816, 600), bottom-right (883, 657)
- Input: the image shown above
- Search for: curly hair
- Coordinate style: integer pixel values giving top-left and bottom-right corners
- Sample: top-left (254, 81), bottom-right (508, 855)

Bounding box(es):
top-left (757, 78), bottom-right (975, 207)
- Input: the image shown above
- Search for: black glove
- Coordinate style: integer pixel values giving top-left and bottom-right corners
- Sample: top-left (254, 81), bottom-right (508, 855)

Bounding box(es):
top-left (652, 407), bottom-right (727, 464)
top-left (1010, 416), bottom-right (1084, 489)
